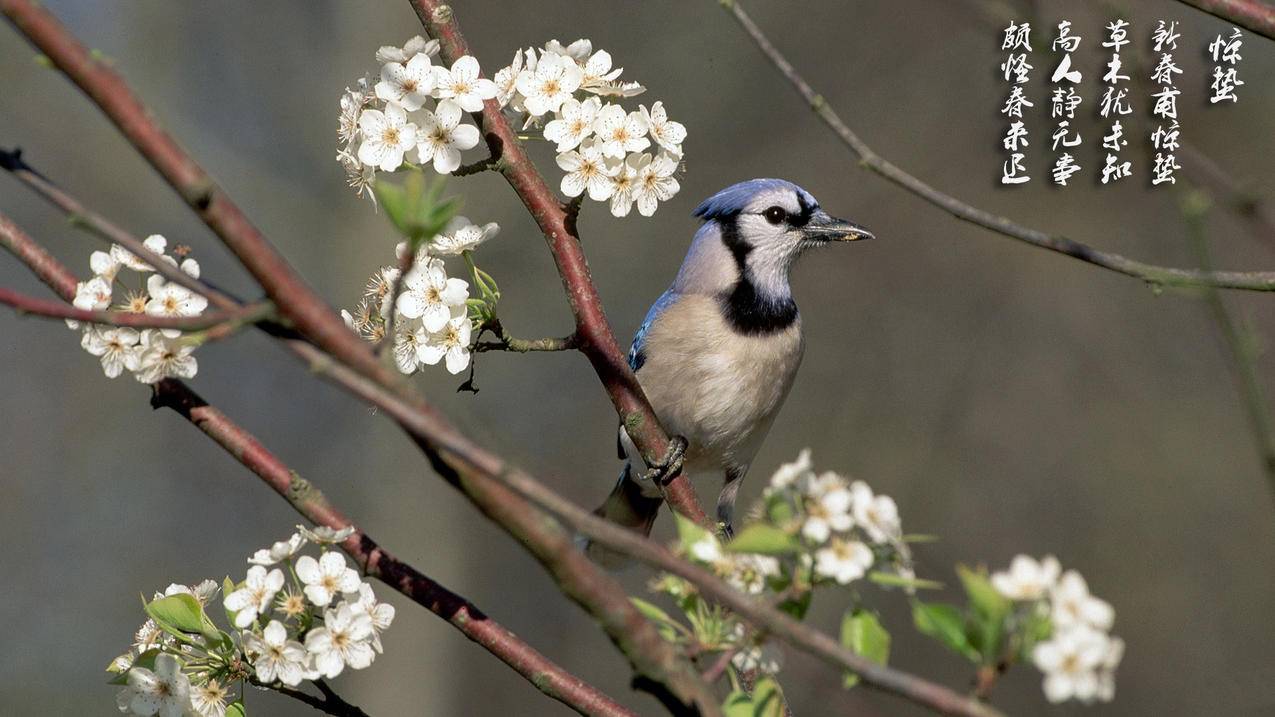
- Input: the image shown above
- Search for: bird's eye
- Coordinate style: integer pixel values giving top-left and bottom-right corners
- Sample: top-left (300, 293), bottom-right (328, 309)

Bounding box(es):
top-left (762, 206), bottom-right (787, 224)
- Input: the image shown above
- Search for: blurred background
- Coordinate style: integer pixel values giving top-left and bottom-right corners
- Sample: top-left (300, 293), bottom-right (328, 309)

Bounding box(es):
top-left (3, 1), bottom-right (1274, 714)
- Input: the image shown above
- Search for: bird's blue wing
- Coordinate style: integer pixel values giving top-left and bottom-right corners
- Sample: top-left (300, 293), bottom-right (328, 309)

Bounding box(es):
top-left (628, 289), bottom-right (678, 373)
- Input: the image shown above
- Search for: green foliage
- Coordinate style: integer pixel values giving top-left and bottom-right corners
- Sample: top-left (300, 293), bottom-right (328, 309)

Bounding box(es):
top-left (108, 649), bottom-right (160, 685)
top-left (225, 701), bottom-right (247, 717)
top-left (722, 676), bottom-right (786, 717)
top-left (145, 593), bottom-right (220, 644)
top-left (630, 597), bottom-right (684, 642)
top-left (840, 609), bottom-right (890, 688)
top-left (726, 523), bottom-right (802, 556)
top-left (373, 170), bottom-right (459, 245)
top-left (957, 564), bottom-right (1011, 665)
top-left (912, 600), bottom-right (979, 662)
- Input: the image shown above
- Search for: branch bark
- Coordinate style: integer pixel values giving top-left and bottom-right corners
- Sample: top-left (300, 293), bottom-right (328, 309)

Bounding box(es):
top-left (1174, 0), bottom-right (1275, 41)
top-left (259, 679), bottom-right (371, 717)
top-left (719, 0), bottom-right (1275, 292)
top-left (0, 287), bottom-right (273, 333)
top-left (406, 0), bottom-right (711, 527)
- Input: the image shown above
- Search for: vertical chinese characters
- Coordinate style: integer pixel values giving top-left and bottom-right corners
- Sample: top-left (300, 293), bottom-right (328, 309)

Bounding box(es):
top-left (1149, 20), bottom-right (1182, 186)
top-left (1208, 27), bottom-right (1244, 104)
top-left (1099, 20), bottom-right (1133, 185)
top-left (1000, 22), bottom-right (1033, 185)
top-left (1050, 21), bottom-right (1083, 186)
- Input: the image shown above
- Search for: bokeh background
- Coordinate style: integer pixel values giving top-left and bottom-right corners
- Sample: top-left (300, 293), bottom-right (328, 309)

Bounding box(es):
top-left (3, 1), bottom-right (1274, 714)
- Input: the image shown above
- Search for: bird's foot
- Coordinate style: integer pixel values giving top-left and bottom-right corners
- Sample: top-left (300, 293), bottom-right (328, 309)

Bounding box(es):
top-left (639, 434), bottom-right (688, 487)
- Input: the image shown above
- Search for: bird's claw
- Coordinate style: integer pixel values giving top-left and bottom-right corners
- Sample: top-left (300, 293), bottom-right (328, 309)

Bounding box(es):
top-left (640, 435), bottom-right (688, 486)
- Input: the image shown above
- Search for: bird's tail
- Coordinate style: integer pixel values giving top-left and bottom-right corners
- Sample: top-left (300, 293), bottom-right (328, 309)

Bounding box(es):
top-left (581, 463), bottom-right (663, 568)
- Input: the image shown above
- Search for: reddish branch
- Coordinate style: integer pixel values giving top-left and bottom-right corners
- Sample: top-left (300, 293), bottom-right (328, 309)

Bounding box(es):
top-left (406, 0), bottom-right (710, 527)
top-left (0, 215), bottom-right (635, 717)
top-left (1175, 0), bottom-right (1275, 41)
top-left (0, 287), bottom-right (273, 332)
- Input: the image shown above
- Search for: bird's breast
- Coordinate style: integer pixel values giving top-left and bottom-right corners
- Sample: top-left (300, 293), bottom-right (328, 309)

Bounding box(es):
top-left (635, 294), bottom-right (804, 468)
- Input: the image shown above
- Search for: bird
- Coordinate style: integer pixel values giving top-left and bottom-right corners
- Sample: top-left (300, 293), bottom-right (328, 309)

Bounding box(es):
top-left (587, 178), bottom-right (873, 562)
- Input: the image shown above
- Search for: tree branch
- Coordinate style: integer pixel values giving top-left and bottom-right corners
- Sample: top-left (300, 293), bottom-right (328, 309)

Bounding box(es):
top-left (718, 0), bottom-right (1275, 292)
top-left (0, 286), bottom-right (273, 333)
top-left (258, 678), bottom-right (371, 717)
top-left (406, 0), bottom-right (711, 527)
top-left (1174, 0), bottom-right (1275, 41)
top-left (473, 318), bottom-right (578, 353)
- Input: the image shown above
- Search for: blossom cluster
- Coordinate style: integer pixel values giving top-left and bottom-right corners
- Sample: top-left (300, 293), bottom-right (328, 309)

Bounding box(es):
top-left (337, 36), bottom-right (686, 217)
top-left (109, 525), bottom-right (394, 717)
top-left (342, 215), bottom-right (499, 376)
top-left (991, 554), bottom-right (1124, 704)
top-left (650, 450), bottom-right (915, 680)
top-left (68, 235), bottom-right (206, 383)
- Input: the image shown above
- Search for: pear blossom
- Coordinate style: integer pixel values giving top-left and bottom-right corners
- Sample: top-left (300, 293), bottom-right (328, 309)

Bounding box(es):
top-left (515, 52), bottom-right (583, 116)
top-left (81, 326), bottom-right (141, 378)
top-left (190, 679), bottom-right (227, 717)
top-left (1032, 625), bottom-right (1110, 703)
top-left (1051, 570), bottom-right (1115, 631)
top-left (374, 53), bottom-right (434, 111)
top-left (426, 216), bottom-right (499, 256)
top-left (991, 554), bottom-right (1061, 601)
top-left (722, 553), bottom-right (780, 595)
top-left (545, 96), bottom-right (601, 152)
top-left (91, 249), bottom-right (120, 280)
top-left (769, 449), bottom-right (814, 492)
top-left (641, 101), bottom-right (687, 156)
top-left (73, 276), bottom-right (112, 313)
top-left (305, 604), bottom-right (376, 678)
top-left (337, 86), bottom-right (370, 144)
top-left (556, 137), bottom-right (618, 201)
top-left (295, 551), bottom-right (362, 608)
top-left (1095, 636), bottom-right (1124, 702)
top-left (544, 38), bottom-right (593, 63)
top-left (418, 310), bottom-right (472, 375)
top-left (731, 639), bottom-right (783, 675)
top-left (687, 534), bottom-right (723, 564)
top-left (375, 35), bottom-right (438, 65)
top-left (358, 103), bottom-right (418, 172)
top-left (578, 49), bottom-right (624, 92)
top-left (159, 580), bottom-right (219, 607)
top-left (242, 619), bottom-right (307, 686)
top-left (134, 330), bottom-right (198, 384)
top-left (850, 480), bottom-right (901, 544)
top-left (633, 152), bottom-right (680, 217)
top-left (411, 99), bottom-right (480, 174)
top-left (592, 103), bottom-right (650, 158)
top-left (814, 537), bottom-right (874, 584)
top-left (347, 583), bottom-right (396, 653)
top-left (392, 320), bottom-right (426, 375)
top-left (111, 234), bottom-right (168, 272)
top-left (248, 532), bottom-right (306, 566)
top-left (145, 275), bottom-right (208, 338)
top-left (801, 474), bottom-right (854, 543)
top-left (432, 55), bottom-right (497, 112)
top-left (337, 147), bottom-right (377, 205)
top-left (608, 153), bottom-right (641, 217)
top-left (223, 565), bottom-right (285, 629)
top-left (395, 257), bottom-right (468, 332)
top-left (298, 524), bottom-right (357, 544)
top-left (493, 49), bottom-right (524, 108)
top-left (115, 653), bottom-right (193, 717)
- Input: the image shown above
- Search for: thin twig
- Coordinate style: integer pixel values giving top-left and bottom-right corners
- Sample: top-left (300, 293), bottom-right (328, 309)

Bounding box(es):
top-left (257, 678), bottom-right (371, 717)
top-left (0, 286), bottom-right (273, 333)
top-left (718, 0), bottom-right (1275, 292)
top-left (1173, 0), bottom-right (1275, 41)
top-left (473, 318), bottom-right (578, 353)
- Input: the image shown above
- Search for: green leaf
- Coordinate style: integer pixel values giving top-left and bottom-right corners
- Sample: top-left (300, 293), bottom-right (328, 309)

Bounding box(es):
top-left (722, 690), bottom-right (754, 717)
top-left (902, 533), bottom-right (940, 543)
top-left (726, 523), bottom-right (801, 555)
top-left (764, 495), bottom-right (794, 525)
top-left (912, 601), bottom-right (979, 662)
top-left (957, 565), bottom-right (1011, 663)
top-left (751, 676), bottom-right (786, 717)
top-left (776, 587), bottom-right (812, 621)
top-left (630, 597), bottom-right (682, 641)
top-left (108, 649), bottom-right (160, 684)
top-left (673, 512), bottom-right (713, 553)
top-left (840, 609), bottom-right (891, 688)
top-left (869, 571), bottom-right (943, 590)
top-left (373, 171), bottom-right (459, 244)
top-left (225, 701), bottom-right (246, 717)
top-left (146, 594), bottom-right (219, 642)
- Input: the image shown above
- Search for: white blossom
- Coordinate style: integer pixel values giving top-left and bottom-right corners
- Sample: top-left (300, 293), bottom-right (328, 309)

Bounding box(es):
top-left (592, 103), bottom-right (650, 159)
top-left (545, 96), bottom-right (601, 153)
top-left (850, 480), bottom-right (901, 544)
top-left (801, 474), bottom-right (853, 543)
top-left (814, 536), bottom-right (874, 584)
top-left (410, 99), bottom-right (480, 174)
top-left (374, 53), bottom-right (434, 112)
top-left (298, 524), bottom-right (356, 545)
top-left (427, 216), bottom-right (499, 256)
top-left (579, 49), bottom-right (624, 92)
top-left (180, 258), bottom-right (200, 279)
top-left (769, 449), bottom-right (814, 492)
top-left (492, 49), bottom-right (524, 109)
top-left (1032, 625), bottom-right (1109, 703)
top-left (337, 87), bottom-right (370, 145)
top-left (515, 52), bottom-right (583, 116)
top-left (392, 320), bottom-right (426, 375)
top-left (134, 330), bottom-right (198, 384)
top-left (190, 679), bottom-right (228, 717)
top-left (687, 534), bottom-right (722, 564)
top-left (145, 274), bottom-right (208, 338)
top-left (1051, 570), bottom-right (1115, 631)
top-left (111, 234), bottom-right (168, 272)
top-left (358, 103), bottom-right (418, 172)
top-left (633, 151), bottom-right (680, 216)
top-left (556, 137), bottom-right (618, 201)
top-left (395, 257), bottom-right (468, 332)
top-left (722, 553), bottom-right (779, 595)
top-left (243, 619), bottom-right (307, 687)
top-left (640, 101), bottom-right (687, 156)
top-left (82, 326), bottom-right (141, 378)
top-left (731, 639), bottom-right (783, 675)
top-left (418, 309), bottom-right (472, 375)
top-left (347, 583), bottom-right (395, 653)
top-left (296, 551), bottom-right (362, 608)
top-left (991, 554), bottom-right (1061, 601)
top-left (223, 565), bottom-right (285, 629)
top-left (72, 276), bottom-right (112, 324)
top-left (91, 249), bottom-right (120, 281)
top-left (432, 55), bottom-right (497, 112)
top-left (607, 153), bottom-right (641, 217)
top-left (305, 604), bottom-right (376, 678)
top-left (158, 580), bottom-right (219, 607)
top-left (1095, 636), bottom-right (1124, 702)
top-left (375, 35), bottom-right (438, 65)
top-left (115, 653), bottom-right (193, 717)
top-left (544, 38), bottom-right (593, 63)
top-left (248, 533), bottom-right (306, 566)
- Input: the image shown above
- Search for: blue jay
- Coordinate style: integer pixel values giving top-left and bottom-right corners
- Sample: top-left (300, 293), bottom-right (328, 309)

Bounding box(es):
top-left (590, 178), bottom-right (872, 557)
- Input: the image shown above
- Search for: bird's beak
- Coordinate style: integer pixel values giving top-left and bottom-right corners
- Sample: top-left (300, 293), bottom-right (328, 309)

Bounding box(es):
top-left (802, 211), bottom-right (874, 242)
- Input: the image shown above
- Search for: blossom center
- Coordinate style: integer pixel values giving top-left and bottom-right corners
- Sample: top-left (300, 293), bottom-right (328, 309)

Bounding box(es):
top-left (382, 127), bottom-right (401, 145)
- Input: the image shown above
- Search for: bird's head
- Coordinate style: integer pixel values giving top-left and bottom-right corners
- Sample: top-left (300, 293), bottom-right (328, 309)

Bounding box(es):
top-left (683, 178), bottom-right (872, 298)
